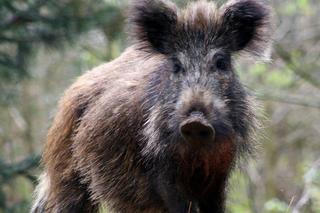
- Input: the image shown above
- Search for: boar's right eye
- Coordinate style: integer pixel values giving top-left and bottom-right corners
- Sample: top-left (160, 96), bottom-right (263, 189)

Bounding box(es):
top-left (211, 53), bottom-right (231, 72)
top-left (172, 60), bottom-right (185, 74)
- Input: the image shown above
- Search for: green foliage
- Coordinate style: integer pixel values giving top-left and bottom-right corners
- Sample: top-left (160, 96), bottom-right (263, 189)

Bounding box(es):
top-left (0, 0), bottom-right (124, 211)
top-left (0, 0), bottom-right (123, 81)
top-left (228, 172), bottom-right (253, 213)
top-left (297, 0), bottom-right (311, 13)
top-left (265, 68), bottom-right (294, 89)
top-left (264, 198), bottom-right (288, 213)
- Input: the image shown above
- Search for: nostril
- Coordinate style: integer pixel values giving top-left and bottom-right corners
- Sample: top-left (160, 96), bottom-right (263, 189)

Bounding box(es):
top-left (183, 130), bottom-right (192, 136)
top-left (199, 130), bottom-right (210, 138)
top-left (180, 120), bottom-right (215, 143)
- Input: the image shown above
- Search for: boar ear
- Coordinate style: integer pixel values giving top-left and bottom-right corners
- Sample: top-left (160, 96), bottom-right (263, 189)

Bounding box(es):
top-left (129, 0), bottom-right (178, 54)
top-left (218, 0), bottom-right (272, 58)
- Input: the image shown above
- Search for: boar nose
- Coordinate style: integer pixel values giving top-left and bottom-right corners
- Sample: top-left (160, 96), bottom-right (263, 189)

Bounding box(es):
top-left (180, 113), bottom-right (215, 143)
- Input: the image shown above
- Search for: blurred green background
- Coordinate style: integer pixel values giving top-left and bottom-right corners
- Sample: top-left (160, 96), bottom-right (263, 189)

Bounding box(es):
top-left (0, 0), bottom-right (319, 212)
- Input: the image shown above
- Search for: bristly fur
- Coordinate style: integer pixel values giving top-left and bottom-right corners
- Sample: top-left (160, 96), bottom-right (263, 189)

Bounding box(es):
top-left (130, 0), bottom-right (272, 59)
top-left (31, 173), bottom-right (49, 213)
top-left (218, 0), bottom-right (272, 59)
top-left (32, 1), bottom-right (272, 212)
top-left (129, 0), bottom-right (178, 54)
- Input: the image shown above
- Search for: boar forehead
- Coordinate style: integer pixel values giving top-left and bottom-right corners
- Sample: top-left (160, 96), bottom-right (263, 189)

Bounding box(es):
top-left (174, 2), bottom-right (221, 53)
top-left (176, 48), bottom-right (223, 71)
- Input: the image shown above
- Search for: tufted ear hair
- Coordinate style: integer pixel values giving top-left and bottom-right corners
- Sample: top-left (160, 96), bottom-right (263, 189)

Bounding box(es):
top-left (218, 0), bottom-right (272, 58)
top-left (129, 0), bottom-right (178, 54)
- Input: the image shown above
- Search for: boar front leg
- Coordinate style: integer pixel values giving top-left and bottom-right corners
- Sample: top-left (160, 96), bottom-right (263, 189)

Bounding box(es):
top-left (199, 178), bottom-right (227, 213)
top-left (155, 175), bottom-right (198, 213)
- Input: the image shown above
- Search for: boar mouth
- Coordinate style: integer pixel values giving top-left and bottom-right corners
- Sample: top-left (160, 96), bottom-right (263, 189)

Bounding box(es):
top-left (179, 113), bottom-right (215, 144)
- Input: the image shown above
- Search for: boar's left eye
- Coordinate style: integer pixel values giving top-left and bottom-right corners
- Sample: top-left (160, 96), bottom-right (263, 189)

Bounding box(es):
top-left (212, 54), bottom-right (231, 72)
top-left (172, 59), bottom-right (185, 74)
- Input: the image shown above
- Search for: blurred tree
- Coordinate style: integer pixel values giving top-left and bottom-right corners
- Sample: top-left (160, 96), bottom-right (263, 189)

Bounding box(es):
top-left (0, 0), bottom-right (123, 81)
top-left (0, 0), bottom-right (124, 211)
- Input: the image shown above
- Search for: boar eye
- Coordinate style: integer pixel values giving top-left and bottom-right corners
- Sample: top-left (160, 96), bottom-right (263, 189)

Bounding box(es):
top-left (212, 54), bottom-right (231, 71)
top-left (173, 60), bottom-right (185, 74)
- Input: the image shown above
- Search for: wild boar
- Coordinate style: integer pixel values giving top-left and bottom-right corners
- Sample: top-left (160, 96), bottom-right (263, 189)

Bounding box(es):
top-left (32, 0), bottom-right (272, 212)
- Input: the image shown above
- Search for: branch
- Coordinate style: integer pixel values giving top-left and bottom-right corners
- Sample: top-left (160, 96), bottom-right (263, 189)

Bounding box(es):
top-left (0, 155), bottom-right (41, 181)
top-left (275, 44), bottom-right (320, 89)
top-left (1, 0), bottom-right (46, 29)
top-left (256, 92), bottom-right (320, 109)
top-left (291, 158), bottom-right (320, 213)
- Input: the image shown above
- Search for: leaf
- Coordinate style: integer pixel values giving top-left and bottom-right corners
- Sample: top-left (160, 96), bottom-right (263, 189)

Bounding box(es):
top-left (297, 0), bottom-right (310, 11)
top-left (264, 198), bottom-right (288, 213)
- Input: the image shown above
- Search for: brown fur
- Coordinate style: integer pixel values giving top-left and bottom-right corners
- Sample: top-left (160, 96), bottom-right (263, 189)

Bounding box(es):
top-left (40, 48), bottom-right (166, 212)
top-left (179, 1), bottom-right (219, 31)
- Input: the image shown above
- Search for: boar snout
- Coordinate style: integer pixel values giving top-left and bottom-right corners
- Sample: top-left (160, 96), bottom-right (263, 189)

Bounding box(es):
top-left (179, 112), bottom-right (215, 144)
